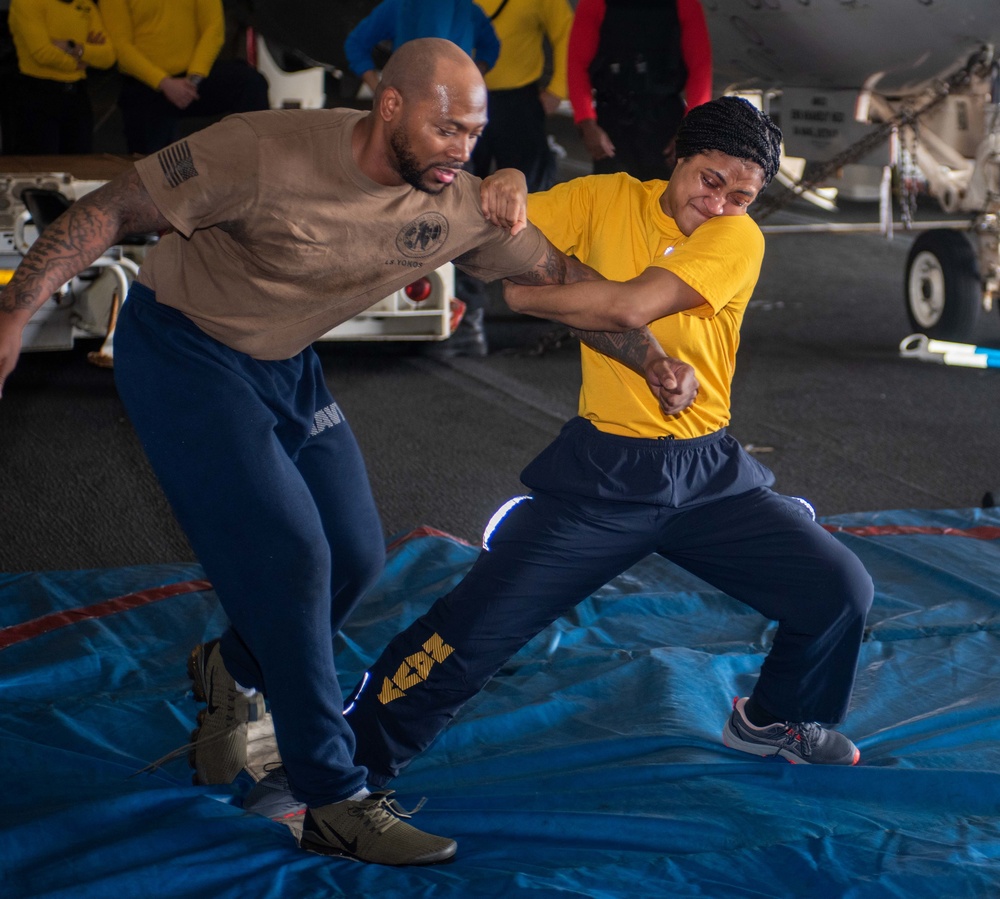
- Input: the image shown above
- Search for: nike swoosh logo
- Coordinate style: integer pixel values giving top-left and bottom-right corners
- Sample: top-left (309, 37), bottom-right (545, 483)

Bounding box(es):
top-left (205, 664), bottom-right (219, 714)
top-left (321, 820), bottom-right (358, 855)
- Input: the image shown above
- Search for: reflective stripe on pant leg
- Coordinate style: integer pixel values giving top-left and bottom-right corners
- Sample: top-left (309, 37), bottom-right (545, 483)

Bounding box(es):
top-left (346, 490), bottom-right (657, 785)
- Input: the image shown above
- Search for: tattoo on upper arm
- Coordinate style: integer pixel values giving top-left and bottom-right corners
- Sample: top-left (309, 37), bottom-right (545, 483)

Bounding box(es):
top-left (111, 167), bottom-right (171, 237)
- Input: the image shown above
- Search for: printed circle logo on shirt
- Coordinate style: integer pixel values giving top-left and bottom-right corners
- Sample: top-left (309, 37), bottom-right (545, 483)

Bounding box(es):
top-left (396, 213), bottom-right (449, 259)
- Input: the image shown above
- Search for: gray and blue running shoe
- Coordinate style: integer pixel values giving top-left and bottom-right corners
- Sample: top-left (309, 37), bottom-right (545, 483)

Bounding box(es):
top-left (722, 697), bottom-right (860, 765)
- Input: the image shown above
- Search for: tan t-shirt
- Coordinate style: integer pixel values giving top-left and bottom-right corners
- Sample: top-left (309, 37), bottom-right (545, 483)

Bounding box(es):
top-left (134, 109), bottom-right (545, 359)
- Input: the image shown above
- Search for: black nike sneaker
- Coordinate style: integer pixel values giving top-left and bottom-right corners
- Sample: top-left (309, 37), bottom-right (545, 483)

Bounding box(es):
top-left (299, 791), bottom-right (457, 866)
top-left (187, 640), bottom-right (265, 784)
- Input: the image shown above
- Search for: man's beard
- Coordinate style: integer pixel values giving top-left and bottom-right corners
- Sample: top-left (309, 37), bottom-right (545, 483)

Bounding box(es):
top-left (389, 126), bottom-right (452, 195)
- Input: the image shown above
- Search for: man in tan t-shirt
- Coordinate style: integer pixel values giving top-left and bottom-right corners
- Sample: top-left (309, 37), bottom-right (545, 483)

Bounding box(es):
top-left (0, 38), bottom-right (696, 866)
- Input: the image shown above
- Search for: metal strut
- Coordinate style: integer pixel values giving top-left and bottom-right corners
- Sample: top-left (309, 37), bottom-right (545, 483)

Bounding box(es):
top-left (754, 46), bottom-right (997, 221)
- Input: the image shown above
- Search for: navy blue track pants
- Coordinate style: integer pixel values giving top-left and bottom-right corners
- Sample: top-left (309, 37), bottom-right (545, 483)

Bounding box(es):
top-left (346, 418), bottom-right (874, 786)
top-left (114, 285), bottom-right (383, 806)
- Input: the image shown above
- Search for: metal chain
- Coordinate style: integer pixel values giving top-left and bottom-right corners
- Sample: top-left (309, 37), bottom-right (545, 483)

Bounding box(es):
top-left (898, 120), bottom-right (921, 228)
top-left (753, 46), bottom-right (995, 221)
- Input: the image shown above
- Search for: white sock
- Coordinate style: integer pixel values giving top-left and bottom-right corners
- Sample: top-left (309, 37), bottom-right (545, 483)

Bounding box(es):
top-left (349, 787), bottom-right (370, 802)
top-left (234, 680), bottom-right (257, 698)
top-left (739, 697), bottom-right (781, 730)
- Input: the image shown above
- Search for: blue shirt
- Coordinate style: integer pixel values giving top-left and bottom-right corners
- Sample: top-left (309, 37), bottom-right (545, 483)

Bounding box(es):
top-left (344, 0), bottom-right (500, 79)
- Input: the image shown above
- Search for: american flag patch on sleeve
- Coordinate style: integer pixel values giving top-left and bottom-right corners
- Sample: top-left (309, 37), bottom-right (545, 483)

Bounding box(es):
top-left (157, 141), bottom-right (199, 188)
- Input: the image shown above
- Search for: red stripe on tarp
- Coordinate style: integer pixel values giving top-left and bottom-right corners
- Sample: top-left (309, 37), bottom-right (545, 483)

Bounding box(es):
top-left (822, 524), bottom-right (1000, 540)
top-left (3, 523), bottom-right (992, 650)
top-left (0, 578), bottom-right (213, 651)
top-left (386, 526), bottom-right (474, 553)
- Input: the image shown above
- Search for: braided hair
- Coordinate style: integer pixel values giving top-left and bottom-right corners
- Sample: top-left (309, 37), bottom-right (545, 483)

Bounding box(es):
top-left (674, 96), bottom-right (782, 186)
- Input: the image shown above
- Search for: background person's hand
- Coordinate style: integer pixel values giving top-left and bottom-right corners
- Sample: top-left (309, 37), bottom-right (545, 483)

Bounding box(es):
top-left (578, 119), bottom-right (615, 162)
top-left (539, 89), bottom-right (561, 116)
top-left (160, 76), bottom-right (199, 109)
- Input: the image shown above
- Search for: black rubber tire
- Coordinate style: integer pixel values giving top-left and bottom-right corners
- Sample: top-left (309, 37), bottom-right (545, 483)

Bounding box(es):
top-left (904, 229), bottom-right (981, 341)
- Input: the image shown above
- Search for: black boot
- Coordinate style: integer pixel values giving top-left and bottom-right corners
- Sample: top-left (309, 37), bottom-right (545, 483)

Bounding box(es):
top-left (425, 307), bottom-right (488, 359)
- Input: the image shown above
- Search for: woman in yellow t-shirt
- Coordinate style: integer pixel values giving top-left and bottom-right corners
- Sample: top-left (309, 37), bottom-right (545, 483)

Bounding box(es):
top-left (345, 99), bottom-right (875, 787)
top-left (8, 0), bottom-right (115, 153)
top-left (100, 0), bottom-right (268, 154)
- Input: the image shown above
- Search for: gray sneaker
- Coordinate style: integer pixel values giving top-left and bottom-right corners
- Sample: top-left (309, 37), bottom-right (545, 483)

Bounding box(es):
top-left (243, 764), bottom-right (307, 822)
top-left (300, 791), bottom-right (457, 866)
top-left (187, 640), bottom-right (265, 784)
top-left (722, 697), bottom-right (860, 765)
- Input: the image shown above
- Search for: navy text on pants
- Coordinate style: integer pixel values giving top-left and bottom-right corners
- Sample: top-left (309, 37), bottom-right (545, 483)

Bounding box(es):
top-left (346, 418), bottom-right (874, 786)
top-left (114, 283), bottom-right (384, 806)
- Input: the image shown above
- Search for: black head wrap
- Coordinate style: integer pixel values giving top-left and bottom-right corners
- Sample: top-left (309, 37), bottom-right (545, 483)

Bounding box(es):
top-left (674, 96), bottom-right (782, 186)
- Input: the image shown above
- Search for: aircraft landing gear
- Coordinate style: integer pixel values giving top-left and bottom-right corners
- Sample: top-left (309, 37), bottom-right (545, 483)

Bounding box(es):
top-left (904, 229), bottom-right (981, 342)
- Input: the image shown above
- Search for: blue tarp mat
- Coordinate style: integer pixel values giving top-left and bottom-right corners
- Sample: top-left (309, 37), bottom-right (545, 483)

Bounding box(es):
top-left (2, 508), bottom-right (1000, 898)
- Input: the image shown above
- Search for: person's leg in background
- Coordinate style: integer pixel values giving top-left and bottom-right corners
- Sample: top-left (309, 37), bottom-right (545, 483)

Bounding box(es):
top-left (592, 94), bottom-right (684, 181)
top-left (480, 84), bottom-right (556, 193)
top-left (431, 269), bottom-right (490, 358)
top-left (184, 58), bottom-right (270, 119)
top-left (0, 15), bottom-right (18, 153)
top-left (430, 84), bottom-right (557, 360)
top-left (625, 95), bottom-right (685, 181)
top-left (8, 75), bottom-right (93, 154)
top-left (8, 75), bottom-right (59, 154)
top-left (59, 81), bottom-right (95, 154)
top-left (118, 60), bottom-right (268, 155)
top-left (117, 75), bottom-right (180, 154)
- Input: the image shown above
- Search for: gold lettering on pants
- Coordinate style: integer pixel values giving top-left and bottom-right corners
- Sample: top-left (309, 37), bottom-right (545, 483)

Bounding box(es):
top-left (377, 633), bottom-right (455, 704)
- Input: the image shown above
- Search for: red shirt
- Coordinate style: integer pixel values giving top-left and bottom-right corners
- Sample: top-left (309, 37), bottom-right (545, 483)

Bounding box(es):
top-left (567, 0), bottom-right (712, 125)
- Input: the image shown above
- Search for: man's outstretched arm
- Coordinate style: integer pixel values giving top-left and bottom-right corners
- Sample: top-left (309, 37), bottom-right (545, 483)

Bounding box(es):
top-left (0, 167), bottom-right (170, 397)
top-left (505, 253), bottom-right (705, 332)
top-left (503, 239), bottom-right (698, 416)
top-left (482, 167), bottom-right (703, 332)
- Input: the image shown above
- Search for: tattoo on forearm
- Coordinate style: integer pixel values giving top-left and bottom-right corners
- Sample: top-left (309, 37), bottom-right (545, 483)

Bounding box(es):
top-left (1, 203), bottom-right (103, 313)
top-left (509, 242), bottom-right (604, 286)
top-left (571, 326), bottom-right (653, 371)
top-left (562, 255), bottom-right (604, 283)
top-left (510, 243), bottom-right (567, 285)
top-left (1, 168), bottom-right (164, 316)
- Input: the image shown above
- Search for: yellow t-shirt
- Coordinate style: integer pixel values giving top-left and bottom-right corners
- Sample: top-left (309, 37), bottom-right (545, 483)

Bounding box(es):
top-left (100, 0), bottom-right (224, 90)
top-left (10, 0), bottom-right (115, 83)
top-left (527, 173), bottom-right (765, 439)
top-left (475, 0), bottom-right (572, 97)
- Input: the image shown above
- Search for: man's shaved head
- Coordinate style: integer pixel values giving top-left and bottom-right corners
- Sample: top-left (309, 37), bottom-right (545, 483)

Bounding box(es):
top-left (378, 38), bottom-right (484, 105)
top-left (357, 38), bottom-right (488, 193)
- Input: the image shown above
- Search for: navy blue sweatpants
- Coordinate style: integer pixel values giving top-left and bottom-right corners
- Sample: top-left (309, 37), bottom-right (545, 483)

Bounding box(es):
top-left (346, 418), bottom-right (874, 786)
top-left (114, 285), bottom-right (383, 806)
